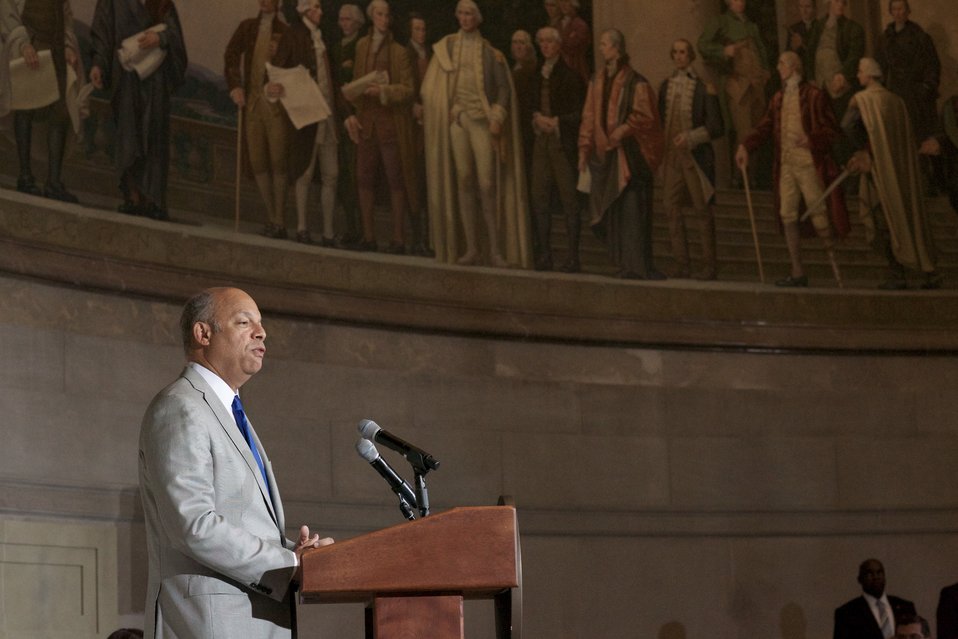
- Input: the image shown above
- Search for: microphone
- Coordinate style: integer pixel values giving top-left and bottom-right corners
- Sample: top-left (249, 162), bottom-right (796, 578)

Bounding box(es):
top-left (358, 419), bottom-right (440, 472)
top-left (355, 438), bottom-right (418, 514)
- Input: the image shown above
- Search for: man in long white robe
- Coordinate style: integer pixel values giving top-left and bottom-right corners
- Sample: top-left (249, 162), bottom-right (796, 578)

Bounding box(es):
top-left (421, 0), bottom-right (531, 269)
top-left (843, 57), bottom-right (938, 289)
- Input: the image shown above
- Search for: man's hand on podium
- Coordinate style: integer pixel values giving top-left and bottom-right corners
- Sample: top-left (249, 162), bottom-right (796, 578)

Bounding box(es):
top-left (294, 525), bottom-right (334, 584)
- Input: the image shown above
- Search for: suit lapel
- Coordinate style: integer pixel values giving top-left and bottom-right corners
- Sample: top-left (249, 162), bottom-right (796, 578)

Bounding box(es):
top-left (181, 367), bottom-right (279, 524)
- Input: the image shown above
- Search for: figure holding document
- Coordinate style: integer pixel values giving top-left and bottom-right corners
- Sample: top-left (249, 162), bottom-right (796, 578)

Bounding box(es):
top-left (269, 0), bottom-right (341, 246)
top-left (1, 0), bottom-right (85, 202)
top-left (224, 0), bottom-right (289, 240)
top-left (90, 0), bottom-right (187, 220)
top-left (342, 0), bottom-right (417, 253)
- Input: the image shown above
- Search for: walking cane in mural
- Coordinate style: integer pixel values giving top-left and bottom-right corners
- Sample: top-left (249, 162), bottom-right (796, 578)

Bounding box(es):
top-left (740, 165), bottom-right (765, 283)
top-left (235, 107), bottom-right (242, 233)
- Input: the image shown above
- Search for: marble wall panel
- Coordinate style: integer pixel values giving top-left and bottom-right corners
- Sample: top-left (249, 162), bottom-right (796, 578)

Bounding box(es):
top-left (502, 432), bottom-right (670, 509)
top-left (245, 358), bottom-right (417, 427)
top-left (0, 324), bottom-right (64, 392)
top-left (409, 374), bottom-right (582, 434)
top-left (493, 341), bottom-right (667, 386)
top-left (262, 415), bottom-right (334, 504)
top-left (64, 333), bottom-right (182, 403)
top-left (669, 437), bottom-right (838, 509)
top-left (321, 324), bottom-right (498, 378)
top-left (0, 387), bottom-right (143, 486)
top-left (835, 437), bottom-right (958, 509)
top-left (521, 535), bottom-right (734, 639)
top-left (577, 383), bottom-right (669, 436)
top-left (661, 386), bottom-right (837, 437)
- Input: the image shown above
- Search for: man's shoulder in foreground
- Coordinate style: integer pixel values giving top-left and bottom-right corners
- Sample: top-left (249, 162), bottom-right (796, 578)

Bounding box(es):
top-left (835, 594), bottom-right (865, 612)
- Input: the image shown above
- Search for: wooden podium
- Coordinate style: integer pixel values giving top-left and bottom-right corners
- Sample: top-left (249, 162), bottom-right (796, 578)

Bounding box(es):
top-left (300, 506), bottom-right (521, 638)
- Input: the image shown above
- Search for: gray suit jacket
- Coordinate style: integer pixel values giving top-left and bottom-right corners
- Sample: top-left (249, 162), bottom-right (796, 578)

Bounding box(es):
top-left (139, 366), bottom-right (298, 639)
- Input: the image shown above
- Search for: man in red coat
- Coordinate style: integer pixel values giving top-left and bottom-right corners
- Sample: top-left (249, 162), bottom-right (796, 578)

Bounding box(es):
top-left (736, 51), bottom-right (849, 287)
top-left (578, 28), bottom-right (665, 280)
top-left (556, 0), bottom-right (590, 82)
top-left (343, 0), bottom-right (417, 254)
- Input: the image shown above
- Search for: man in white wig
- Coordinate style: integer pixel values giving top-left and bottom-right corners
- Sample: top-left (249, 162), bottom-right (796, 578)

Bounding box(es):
top-left (842, 56), bottom-right (939, 289)
top-left (421, 0), bottom-right (532, 268)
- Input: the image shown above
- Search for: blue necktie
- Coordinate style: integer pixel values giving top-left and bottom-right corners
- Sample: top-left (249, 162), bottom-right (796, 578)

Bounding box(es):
top-left (231, 395), bottom-right (271, 498)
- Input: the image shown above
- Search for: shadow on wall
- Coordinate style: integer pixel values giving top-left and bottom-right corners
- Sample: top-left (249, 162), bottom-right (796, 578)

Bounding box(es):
top-left (780, 601), bottom-right (808, 639)
top-left (659, 620), bottom-right (687, 639)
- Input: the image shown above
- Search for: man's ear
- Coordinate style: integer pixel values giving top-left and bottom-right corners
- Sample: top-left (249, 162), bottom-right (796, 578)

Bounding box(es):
top-left (193, 321), bottom-right (212, 346)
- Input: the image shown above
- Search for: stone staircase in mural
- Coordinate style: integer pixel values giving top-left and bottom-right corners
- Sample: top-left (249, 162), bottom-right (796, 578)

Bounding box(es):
top-left (548, 188), bottom-right (958, 288)
top-left (2, 114), bottom-right (957, 290)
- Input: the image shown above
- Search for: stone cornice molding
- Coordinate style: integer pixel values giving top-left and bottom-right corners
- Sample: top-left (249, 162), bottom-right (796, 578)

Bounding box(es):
top-left (1, 191), bottom-right (957, 352)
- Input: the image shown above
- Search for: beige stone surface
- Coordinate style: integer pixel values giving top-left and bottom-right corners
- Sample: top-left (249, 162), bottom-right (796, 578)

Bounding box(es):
top-left (0, 325), bottom-right (65, 391)
top-left (502, 432), bottom-right (671, 509)
top-left (670, 436), bottom-right (839, 509)
top-left (0, 519), bottom-right (117, 639)
top-left (836, 436), bottom-right (958, 508)
top-left (522, 535), bottom-right (733, 638)
top-left (64, 333), bottom-right (182, 402)
top-left (3, 268), bottom-right (958, 638)
top-left (578, 383), bottom-right (669, 435)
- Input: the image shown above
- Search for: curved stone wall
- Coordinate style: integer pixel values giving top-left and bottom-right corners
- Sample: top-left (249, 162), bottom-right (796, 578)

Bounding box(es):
top-left (3, 194), bottom-right (958, 637)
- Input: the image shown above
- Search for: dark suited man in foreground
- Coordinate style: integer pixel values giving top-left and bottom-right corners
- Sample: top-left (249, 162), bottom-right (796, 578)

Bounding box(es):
top-left (938, 581), bottom-right (958, 639)
top-left (139, 287), bottom-right (332, 638)
top-left (834, 558), bottom-right (916, 639)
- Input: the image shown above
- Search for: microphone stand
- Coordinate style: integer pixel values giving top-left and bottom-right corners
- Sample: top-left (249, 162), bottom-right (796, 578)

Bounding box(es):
top-left (397, 493), bottom-right (416, 521)
top-left (414, 471), bottom-right (429, 518)
top-left (384, 437), bottom-right (438, 519)
top-left (406, 451), bottom-right (436, 518)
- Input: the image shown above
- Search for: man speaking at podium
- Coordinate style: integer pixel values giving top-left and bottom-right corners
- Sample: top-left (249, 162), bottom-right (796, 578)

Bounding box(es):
top-left (139, 287), bottom-right (332, 638)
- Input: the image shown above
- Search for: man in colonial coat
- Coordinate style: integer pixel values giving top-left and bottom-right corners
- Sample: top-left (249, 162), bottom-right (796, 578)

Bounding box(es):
top-left (843, 57), bottom-right (938, 290)
top-left (658, 38), bottom-right (724, 280)
top-left (876, 0), bottom-right (941, 191)
top-left (786, 0), bottom-right (816, 59)
top-left (343, 0), bottom-right (417, 254)
top-left (556, 0), bottom-right (590, 82)
top-left (698, 0), bottom-right (769, 188)
top-left (90, 0), bottom-right (187, 220)
top-left (406, 11), bottom-right (432, 256)
top-left (736, 51), bottom-right (848, 287)
top-left (421, 0), bottom-right (532, 269)
top-left (578, 28), bottom-right (665, 280)
top-left (330, 3), bottom-right (364, 247)
top-left (529, 26), bottom-right (585, 273)
top-left (270, 0), bottom-right (343, 246)
top-left (2, 0), bottom-right (84, 202)
top-left (803, 0), bottom-right (863, 124)
top-left (919, 95), bottom-right (958, 214)
top-left (224, 0), bottom-right (289, 239)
